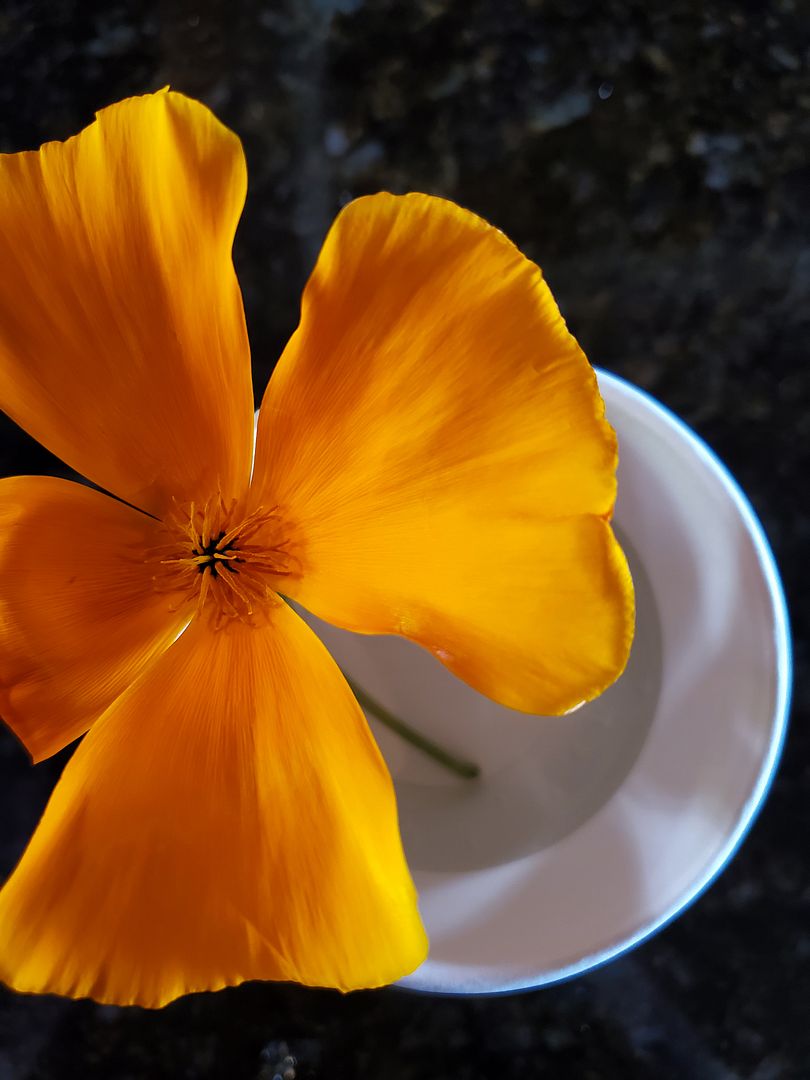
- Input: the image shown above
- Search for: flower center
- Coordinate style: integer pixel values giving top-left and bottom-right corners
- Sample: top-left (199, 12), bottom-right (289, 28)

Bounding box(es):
top-left (147, 495), bottom-right (294, 626)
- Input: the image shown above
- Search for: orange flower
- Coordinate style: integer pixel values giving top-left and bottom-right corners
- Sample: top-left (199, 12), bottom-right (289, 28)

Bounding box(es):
top-left (0, 91), bottom-right (634, 1008)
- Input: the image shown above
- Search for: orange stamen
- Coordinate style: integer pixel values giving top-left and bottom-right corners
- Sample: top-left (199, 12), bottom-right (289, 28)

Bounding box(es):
top-left (145, 495), bottom-right (297, 626)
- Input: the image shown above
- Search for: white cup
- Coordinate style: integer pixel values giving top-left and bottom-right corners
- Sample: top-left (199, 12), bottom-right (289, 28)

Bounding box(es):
top-left (310, 369), bottom-right (791, 995)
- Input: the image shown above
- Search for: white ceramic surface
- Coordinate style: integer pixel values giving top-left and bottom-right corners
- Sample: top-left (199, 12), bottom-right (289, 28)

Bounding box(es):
top-left (307, 370), bottom-right (791, 995)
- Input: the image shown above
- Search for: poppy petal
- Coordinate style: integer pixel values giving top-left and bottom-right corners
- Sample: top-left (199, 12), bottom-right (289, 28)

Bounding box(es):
top-left (0, 90), bottom-right (253, 518)
top-left (252, 193), bottom-right (634, 714)
top-left (0, 602), bottom-right (426, 1007)
top-left (0, 476), bottom-right (190, 762)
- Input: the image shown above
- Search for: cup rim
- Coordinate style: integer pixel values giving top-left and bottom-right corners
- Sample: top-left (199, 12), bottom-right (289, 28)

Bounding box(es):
top-left (397, 367), bottom-right (793, 997)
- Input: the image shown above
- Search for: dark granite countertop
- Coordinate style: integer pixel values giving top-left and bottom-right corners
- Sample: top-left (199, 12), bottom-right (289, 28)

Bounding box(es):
top-left (0, 1), bottom-right (807, 1077)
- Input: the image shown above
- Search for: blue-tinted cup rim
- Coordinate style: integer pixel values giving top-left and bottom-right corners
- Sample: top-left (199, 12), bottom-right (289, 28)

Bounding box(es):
top-left (398, 367), bottom-right (793, 998)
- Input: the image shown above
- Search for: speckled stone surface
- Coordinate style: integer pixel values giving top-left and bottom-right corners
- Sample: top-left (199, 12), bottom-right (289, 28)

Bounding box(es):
top-left (0, 1), bottom-right (807, 1077)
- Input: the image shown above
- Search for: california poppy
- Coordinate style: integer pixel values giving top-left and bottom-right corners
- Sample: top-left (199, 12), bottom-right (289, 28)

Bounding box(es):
top-left (0, 90), bottom-right (634, 1007)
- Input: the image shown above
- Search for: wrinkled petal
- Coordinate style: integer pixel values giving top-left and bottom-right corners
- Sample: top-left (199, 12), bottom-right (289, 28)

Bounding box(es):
top-left (0, 476), bottom-right (190, 762)
top-left (252, 193), bottom-right (634, 714)
top-left (0, 603), bottom-right (426, 1007)
top-left (0, 90), bottom-right (253, 517)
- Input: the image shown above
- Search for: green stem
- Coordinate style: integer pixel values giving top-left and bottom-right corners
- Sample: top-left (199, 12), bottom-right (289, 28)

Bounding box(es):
top-left (345, 676), bottom-right (480, 780)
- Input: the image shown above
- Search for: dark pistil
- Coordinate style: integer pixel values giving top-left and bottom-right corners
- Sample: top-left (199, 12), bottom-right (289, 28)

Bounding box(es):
top-left (195, 529), bottom-right (240, 576)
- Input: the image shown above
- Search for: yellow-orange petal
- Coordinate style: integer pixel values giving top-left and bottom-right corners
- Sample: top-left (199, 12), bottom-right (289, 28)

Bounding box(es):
top-left (252, 193), bottom-right (634, 714)
top-left (0, 476), bottom-right (190, 762)
top-left (0, 602), bottom-right (426, 1007)
top-left (0, 91), bottom-right (253, 518)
